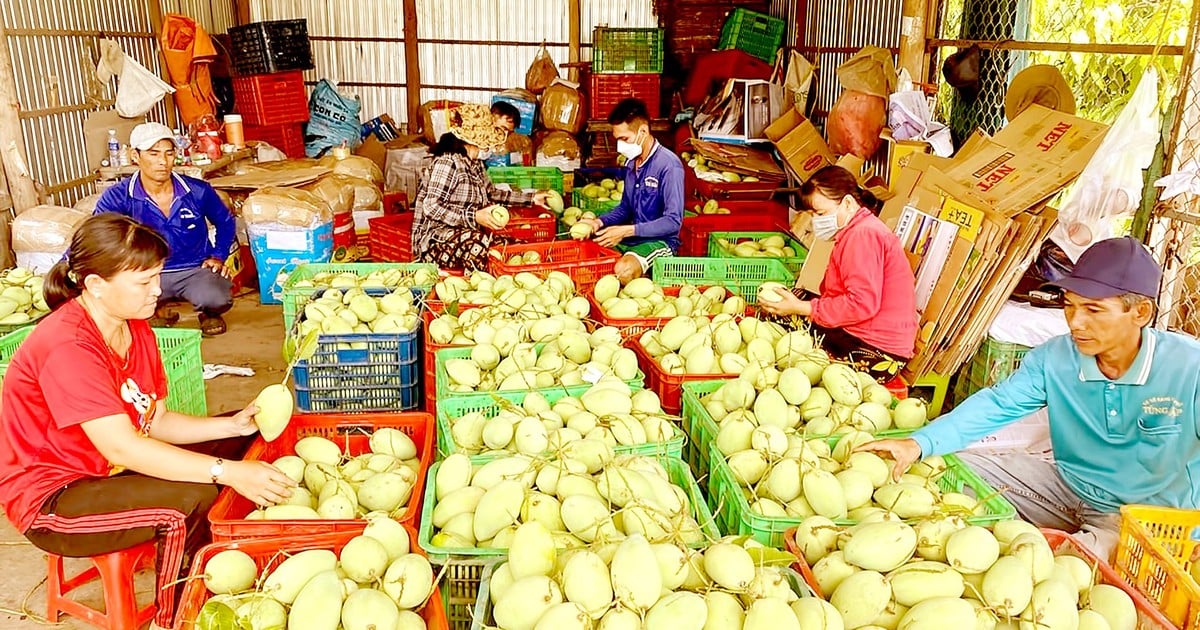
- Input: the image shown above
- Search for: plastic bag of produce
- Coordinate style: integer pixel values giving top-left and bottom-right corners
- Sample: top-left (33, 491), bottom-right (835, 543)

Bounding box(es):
top-left (242, 187), bottom-right (332, 227)
top-left (12, 205), bottom-right (90, 253)
top-left (317, 154), bottom-right (384, 186)
top-left (525, 43), bottom-right (559, 95)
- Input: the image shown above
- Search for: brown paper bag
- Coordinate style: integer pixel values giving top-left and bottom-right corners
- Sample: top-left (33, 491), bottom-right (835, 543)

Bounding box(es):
top-left (525, 43), bottom-right (560, 95)
top-left (836, 46), bottom-right (897, 98)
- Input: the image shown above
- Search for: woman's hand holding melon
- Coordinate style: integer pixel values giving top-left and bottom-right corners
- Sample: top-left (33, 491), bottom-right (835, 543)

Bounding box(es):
top-left (222, 460), bottom-right (297, 507)
top-left (757, 283), bottom-right (809, 316)
top-left (855, 438), bottom-right (923, 482)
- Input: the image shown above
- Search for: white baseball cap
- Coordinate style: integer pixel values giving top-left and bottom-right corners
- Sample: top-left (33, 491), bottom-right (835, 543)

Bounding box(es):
top-left (129, 122), bottom-right (175, 151)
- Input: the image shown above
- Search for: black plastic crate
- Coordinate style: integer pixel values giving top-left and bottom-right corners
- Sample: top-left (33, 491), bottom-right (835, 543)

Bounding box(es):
top-left (229, 19), bottom-right (314, 76)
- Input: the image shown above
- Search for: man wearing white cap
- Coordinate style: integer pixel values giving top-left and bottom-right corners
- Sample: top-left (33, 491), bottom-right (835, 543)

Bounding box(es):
top-left (94, 122), bottom-right (236, 335)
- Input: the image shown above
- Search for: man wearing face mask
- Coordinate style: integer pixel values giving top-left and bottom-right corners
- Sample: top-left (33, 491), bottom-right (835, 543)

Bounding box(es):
top-left (757, 165), bottom-right (918, 382)
top-left (581, 99), bottom-right (684, 282)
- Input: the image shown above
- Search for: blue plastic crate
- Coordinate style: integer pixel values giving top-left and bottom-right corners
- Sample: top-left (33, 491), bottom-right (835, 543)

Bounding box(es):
top-left (291, 287), bottom-right (424, 412)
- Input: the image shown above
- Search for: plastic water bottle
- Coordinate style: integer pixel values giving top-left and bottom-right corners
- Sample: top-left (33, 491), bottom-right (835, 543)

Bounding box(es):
top-left (106, 129), bottom-right (119, 167)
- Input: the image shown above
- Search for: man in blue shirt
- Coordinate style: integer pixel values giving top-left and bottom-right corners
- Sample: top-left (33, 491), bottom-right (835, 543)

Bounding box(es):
top-left (863, 237), bottom-right (1200, 559)
top-left (95, 123), bottom-right (236, 335)
top-left (582, 99), bottom-right (684, 283)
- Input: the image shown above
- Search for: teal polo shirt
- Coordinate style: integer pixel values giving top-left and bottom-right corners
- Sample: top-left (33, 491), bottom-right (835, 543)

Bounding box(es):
top-left (912, 328), bottom-right (1200, 512)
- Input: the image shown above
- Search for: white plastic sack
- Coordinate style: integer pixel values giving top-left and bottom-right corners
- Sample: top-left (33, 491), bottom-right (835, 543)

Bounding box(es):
top-left (97, 39), bottom-right (174, 118)
top-left (1052, 67), bottom-right (1160, 261)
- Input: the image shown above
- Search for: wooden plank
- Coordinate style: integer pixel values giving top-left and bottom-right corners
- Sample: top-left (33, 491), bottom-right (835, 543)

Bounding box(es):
top-left (5, 28), bottom-right (152, 38)
top-left (898, 0), bottom-right (929, 80)
top-left (403, 0), bottom-right (421, 130)
top-left (232, 0), bottom-right (251, 26)
top-left (144, 0), bottom-right (178, 130)
top-left (18, 102), bottom-right (112, 120)
top-left (568, 0), bottom-right (581, 83)
top-left (927, 39), bottom-right (1183, 56)
top-left (0, 21), bottom-right (41, 212)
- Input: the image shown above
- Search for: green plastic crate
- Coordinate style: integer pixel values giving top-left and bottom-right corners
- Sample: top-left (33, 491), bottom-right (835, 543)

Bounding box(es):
top-left (436, 389), bottom-right (684, 459)
top-left (717, 8), bottom-right (786, 62)
top-left (652, 256), bottom-right (794, 298)
top-left (418, 453), bottom-right (719, 561)
top-left (591, 27), bottom-right (665, 74)
top-left (707, 438), bottom-right (1018, 547)
top-left (485, 166), bottom-right (564, 196)
top-left (0, 326), bottom-right (206, 416)
top-left (708, 231), bottom-right (808, 275)
top-left (279, 262), bottom-right (438, 332)
top-left (680, 379), bottom-right (913, 485)
top-left (953, 336), bottom-right (1032, 407)
top-left (434, 345), bottom-right (644, 404)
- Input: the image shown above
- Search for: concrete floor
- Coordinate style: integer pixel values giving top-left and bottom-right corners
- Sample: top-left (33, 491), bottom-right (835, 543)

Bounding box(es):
top-left (0, 290), bottom-right (286, 629)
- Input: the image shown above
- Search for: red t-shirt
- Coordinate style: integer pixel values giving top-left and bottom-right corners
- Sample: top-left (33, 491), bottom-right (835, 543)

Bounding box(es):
top-left (0, 299), bottom-right (167, 532)
top-left (811, 208), bottom-right (919, 358)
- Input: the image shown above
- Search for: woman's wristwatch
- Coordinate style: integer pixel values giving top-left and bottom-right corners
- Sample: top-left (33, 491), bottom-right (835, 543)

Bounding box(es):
top-left (210, 458), bottom-right (225, 484)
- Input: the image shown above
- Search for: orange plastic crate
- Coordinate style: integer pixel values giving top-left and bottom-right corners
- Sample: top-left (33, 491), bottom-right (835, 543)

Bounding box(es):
top-left (785, 525), bottom-right (1179, 629)
top-left (369, 213), bottom-right (415, 262)
top-left (207, 412), bottom-right (434, 542)
top-left (494, 206), bottom-right (557, 243)
top-left (629, 338), bottom-right (737, 415)
top-left (1116, 505), bottom-right (1200, 630)
top-left (487, 241), bottom-right (619, 294)
top-left (174, 528), bottom-right (449, 629)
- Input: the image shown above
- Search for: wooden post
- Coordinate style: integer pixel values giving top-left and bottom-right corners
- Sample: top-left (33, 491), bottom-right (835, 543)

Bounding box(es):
top-left (0, 22), bottom-right (39, 213)
top-left (898, 0), bottom-right (930, 80)
top-left (568, 0), bottom-right (581, 83)
top-left (233, 0), bottom-right (252, 26)
top-left (403, 0), bottom-right (421, 132)
top-left (145, 0), bottom-right (178, 130)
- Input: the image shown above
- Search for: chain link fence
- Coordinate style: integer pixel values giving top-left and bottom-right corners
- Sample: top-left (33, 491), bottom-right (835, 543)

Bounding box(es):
top-left (1146, 13), bottom-right (1200, 337)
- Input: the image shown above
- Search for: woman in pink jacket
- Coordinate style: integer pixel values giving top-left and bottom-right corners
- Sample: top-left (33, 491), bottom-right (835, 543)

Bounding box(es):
top-left (759, 166), bottom-right (918, 381)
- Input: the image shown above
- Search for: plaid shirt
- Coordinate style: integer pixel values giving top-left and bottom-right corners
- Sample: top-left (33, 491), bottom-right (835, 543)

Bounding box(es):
top-left (412, 155), bottom-right (531, 253)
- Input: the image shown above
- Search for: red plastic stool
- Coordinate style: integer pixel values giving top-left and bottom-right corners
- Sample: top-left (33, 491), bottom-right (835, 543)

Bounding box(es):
top-left (46, 540), bottom-right (158, 629)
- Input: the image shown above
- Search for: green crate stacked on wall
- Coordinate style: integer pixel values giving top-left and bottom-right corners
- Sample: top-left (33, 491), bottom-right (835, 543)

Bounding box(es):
top-left (952, 336), bottom-right (1032, 406)
top-left (0, 326), bottom-right (206, 416)
top-left (717, 8), bottom-right (786, 62)
top-left (592, 27), bottom-right (665, 74)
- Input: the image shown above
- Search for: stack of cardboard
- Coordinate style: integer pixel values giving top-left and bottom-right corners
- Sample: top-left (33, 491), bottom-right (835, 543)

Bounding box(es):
top-left (879, 105), bottom-right (1109, 379)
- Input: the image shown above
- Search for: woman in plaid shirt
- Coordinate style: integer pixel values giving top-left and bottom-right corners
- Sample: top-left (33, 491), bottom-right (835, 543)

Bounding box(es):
top-left (413, 104), bottom-right (547, 270)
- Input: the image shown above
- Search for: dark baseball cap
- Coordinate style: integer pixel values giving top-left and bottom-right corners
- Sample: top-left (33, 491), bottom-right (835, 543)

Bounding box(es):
top-left (1043, 236), bottom-right (1161, 299)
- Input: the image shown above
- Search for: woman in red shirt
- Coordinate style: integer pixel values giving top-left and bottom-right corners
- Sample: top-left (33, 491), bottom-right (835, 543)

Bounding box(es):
top-left (759, 166), bottom-right (918, 381)
top-left (0, 214), bottom-right (295, 629)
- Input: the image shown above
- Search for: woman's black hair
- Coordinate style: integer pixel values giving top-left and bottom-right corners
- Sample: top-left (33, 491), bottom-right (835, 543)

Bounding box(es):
top-left (432, 132), bottom-right (469, 157)
top-left (799, 165), bottom-right (883, 214)
top-left (44, 213), bottom-right (169, 311)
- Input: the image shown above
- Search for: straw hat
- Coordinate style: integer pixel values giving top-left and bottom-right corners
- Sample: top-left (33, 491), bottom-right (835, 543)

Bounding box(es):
top-left (1005, 65), bottom-right (1076, 120)
top-left (449, 103), bottom-right (507, 151)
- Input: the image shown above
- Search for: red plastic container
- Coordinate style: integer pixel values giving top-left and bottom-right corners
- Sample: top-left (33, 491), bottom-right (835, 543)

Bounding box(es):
top-left (487, 241), bottom-right (620, 294)
top-left (243, 122), bottom-right (305, 158)
top-left (495, 206), bottom-right (558, 244)
top-left (590, 73), bottom-right (662, 120)
top-left (207, 412), bottom-right (435, 542)
top-left (683, 158), bottom-right (783, 201)
top-left (630, 338), bottom-right (737, 415)
top-left (679, 199), bottom-right (790, 257)
top-left (174, 529), bottom-right (450, 630)
top-left (683, 49), bottom-right (773, 107)
top-left (784, 525), bottom-right (1180, 630)
top-left (369, 213), bottom-right (415, 262)
top-left (231, 70), bottom-right (310, 125)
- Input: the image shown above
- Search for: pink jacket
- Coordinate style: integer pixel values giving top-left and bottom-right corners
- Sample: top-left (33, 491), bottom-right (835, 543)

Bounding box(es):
top-left (811, 208), bottom-right (918, 358)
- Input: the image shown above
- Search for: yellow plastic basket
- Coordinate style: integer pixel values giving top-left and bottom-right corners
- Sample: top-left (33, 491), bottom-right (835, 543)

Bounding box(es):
top-left (1115, 504), bottom-right (1200, 629)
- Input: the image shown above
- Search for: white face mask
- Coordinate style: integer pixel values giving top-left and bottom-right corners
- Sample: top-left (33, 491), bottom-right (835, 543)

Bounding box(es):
top-left (476, 149), bottom-right (493, 161)
top-left (616, 129), bottom-right (645, 161)
top-left (812, 212), bottom-right (842, 240)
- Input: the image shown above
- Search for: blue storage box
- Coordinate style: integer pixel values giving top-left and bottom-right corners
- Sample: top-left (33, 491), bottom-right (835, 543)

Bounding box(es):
top-left (248, 222), bottom-right (334, 305)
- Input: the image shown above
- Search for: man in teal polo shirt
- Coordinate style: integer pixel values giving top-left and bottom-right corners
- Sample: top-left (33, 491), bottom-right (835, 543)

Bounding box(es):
top-left (863, 236), bottom-right (1200, 559)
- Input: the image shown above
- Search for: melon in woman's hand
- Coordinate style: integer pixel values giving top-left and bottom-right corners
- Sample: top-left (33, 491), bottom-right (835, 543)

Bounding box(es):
top-left (253, 384), bottom-right (294, 441)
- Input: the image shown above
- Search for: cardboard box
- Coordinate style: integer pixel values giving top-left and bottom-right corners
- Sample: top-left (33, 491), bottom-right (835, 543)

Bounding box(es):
top-left (764, 107), bottom-right (835, 182)
top-left (884, 135), bottom-right (931, 190)
top-left (695, 79), bottom-right (786, 145)
top-left (942, 105), bottom-right (1108, 216)
top-left (84, 111), bottom-right (146, 170)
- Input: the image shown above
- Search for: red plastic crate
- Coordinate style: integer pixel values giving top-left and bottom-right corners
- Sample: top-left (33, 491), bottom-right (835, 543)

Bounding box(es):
top-left (207, 412), bottom-right (435, 542)
top-left (243, 122), bottom-right (305, 158)
top-left (487, 241), bottom-right (620, 294)
top-left (495, 206), bottom-right (557, 244)
top-left (630, 338), bottom-right (737, 415)
top-left (369, 213), bottom-right (415, 262)
top-left (679, 199), bottom-right (790, 257)
top-left (232, 70), bottom-right (310, 125)
top-left (175, 529), bottom-right (449, 630)
top-left (783, 525), bottom-right (1180, 630)
top-left (589, 73), bottom-right (662, 120)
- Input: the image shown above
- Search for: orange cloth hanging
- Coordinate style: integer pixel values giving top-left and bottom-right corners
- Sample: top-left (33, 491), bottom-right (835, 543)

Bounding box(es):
top-left (160, 14), bottom-right (218, 126)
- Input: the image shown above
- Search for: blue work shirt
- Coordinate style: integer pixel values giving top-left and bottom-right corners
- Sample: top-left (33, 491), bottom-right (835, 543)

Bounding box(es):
top-left (599, 143), bottom-right (685, 252)
top-left (912, 328), bottom-right (1200, 513)
top-left (95, 173), bottom-right (236, 272)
